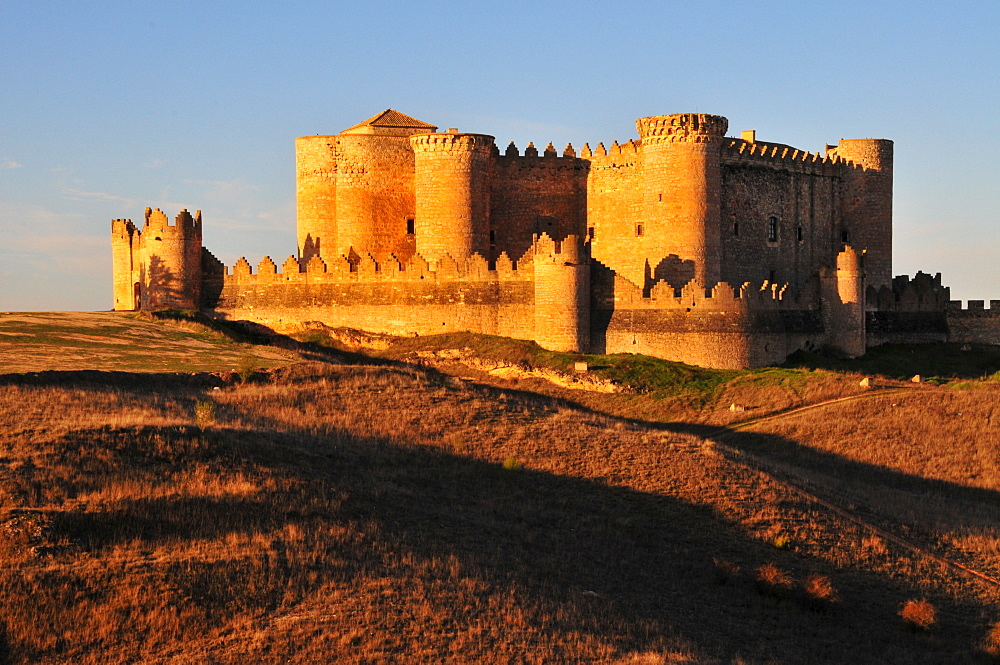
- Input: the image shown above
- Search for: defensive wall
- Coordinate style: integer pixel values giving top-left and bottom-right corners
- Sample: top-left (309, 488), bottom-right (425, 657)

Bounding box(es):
top-left (116, 109), bottom-right (1000, 369)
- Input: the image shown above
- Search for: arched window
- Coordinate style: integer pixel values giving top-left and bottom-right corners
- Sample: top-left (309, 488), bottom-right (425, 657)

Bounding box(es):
top-left (767, 216), bottom-right (779, 242)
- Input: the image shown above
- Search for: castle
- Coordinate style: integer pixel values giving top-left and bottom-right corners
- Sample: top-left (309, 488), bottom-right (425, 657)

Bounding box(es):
top-left (112, 109), bottom-right (994, 369)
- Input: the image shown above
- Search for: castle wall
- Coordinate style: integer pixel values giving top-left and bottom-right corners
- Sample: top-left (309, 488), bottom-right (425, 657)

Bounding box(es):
top-left (589, 266), bottom-right (825, 369)
top-left (204, 252), bottom-right (537, 342)
top-left (720, 152), bottom-right (842, 289)
top-left (946, 301), bottom-right (1000, 345)
top-left (582, 141), bottom-right (645, 285)
top-left (490, 145), bottom-right (588, 261)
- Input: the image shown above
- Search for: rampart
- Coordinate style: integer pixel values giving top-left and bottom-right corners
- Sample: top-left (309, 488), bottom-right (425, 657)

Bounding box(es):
top-left (112, 109), bottom-right (926, 369)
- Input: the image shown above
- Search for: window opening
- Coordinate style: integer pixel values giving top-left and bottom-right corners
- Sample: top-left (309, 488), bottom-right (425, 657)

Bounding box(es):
top-left (796, 226), bottom-right (803, 242)
top-left (732, 222), bottom-right (739, 237)
top-left (767, 216), bottom-right (778, 242)
top-left (587, 227), bottom-right (595, 240)
top-left (841, 229), bottom-right (850, 243)
top-left (636, 224), bottom-right (644, 237)
top-left (406, 218), bottom-right (415, 235)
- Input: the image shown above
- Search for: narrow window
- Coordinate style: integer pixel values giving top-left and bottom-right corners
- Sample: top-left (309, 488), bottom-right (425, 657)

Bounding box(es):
top-left (767, 216), bottom-right (779, 242)
top-left (636, 224), bottom-right (644, 237)
top-left (658, 192), bottom-right (663, 202)
top-left (732, 222), bottom-right (739, 237)
top-left (587, 226), bottom-right (595, 240)
top-left (841, 229), bottom-right (850, 243)
top-left (406, 218), bottom-right (415, 235)
top-left (489, 230), bottom-right (496, 244)
top-left (796, 226), bottom-right (803, 242)
top-left (768, 269), bottom-right (777, 283)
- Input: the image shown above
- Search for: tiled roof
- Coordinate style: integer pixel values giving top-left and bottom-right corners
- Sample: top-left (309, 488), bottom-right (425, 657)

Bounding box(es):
top-left (345, 109), bottom-right (436, 131)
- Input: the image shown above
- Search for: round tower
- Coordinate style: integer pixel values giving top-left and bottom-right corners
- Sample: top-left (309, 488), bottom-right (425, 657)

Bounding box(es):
top-left (410, 131), bottom-right (495, 262)
top-left (139, 208), bottom-right (202, 310)
top-left (820, 245), bottom-right (866, 358)
top-left (635, 113), bottom-right (728, 287)
top-left (295, 135), bottom-right (338, 261)
top-left (827, 138), bottom-right (893, 289)
top-left (533, 235), bottom-right (590, 353)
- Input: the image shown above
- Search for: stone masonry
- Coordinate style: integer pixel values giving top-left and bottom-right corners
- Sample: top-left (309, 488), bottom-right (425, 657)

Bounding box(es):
top-left (111, 108), bottom-right (972, 369)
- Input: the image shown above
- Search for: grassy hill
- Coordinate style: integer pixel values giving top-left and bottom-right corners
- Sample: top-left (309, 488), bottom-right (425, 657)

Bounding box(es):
top-left (0, 313), bottom-right (998, 663)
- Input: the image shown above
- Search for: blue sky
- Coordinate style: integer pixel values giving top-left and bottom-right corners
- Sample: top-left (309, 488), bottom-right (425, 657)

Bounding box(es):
top-left (1, 0), bottom-right (997, 310)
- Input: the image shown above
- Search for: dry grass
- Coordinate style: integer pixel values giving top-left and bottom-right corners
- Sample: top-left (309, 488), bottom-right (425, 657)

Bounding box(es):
top-left (0, 328), bottom-right (999, 662)
top-left (899, 599), bottom-right (937, 632)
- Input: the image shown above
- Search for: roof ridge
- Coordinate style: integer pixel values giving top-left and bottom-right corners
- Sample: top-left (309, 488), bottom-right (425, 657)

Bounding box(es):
top-left (345, 109), bottom-right (436, 131)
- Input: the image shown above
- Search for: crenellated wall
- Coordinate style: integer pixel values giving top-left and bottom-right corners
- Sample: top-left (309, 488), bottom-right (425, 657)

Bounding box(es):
top-left (490, 142), bottom-right (589, 261)
top-left (113, 109), bottom-right (913, 369)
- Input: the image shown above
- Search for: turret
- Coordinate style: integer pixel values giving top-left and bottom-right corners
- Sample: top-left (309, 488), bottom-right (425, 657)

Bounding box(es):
top-left (410, 131), bottom-right (495, 262)
top-left (820, 245), bottom-right (866, 357)
top-left (826, 139), bottom-right (893, 289)
top-left (636, 113), bottom-right (728, 288)
top-left (139, 208), bottom-right (203, 310)
top-left (533, 234), bottom-right (590, 353)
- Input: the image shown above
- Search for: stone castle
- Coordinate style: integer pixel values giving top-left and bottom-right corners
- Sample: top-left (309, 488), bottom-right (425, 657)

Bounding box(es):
top-left (112, 109), bottom-right (995, 369)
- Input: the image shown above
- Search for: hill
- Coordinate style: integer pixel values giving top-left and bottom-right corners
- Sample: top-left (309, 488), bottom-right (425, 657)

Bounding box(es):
top-left (0, 313), bottom-right (997, 663)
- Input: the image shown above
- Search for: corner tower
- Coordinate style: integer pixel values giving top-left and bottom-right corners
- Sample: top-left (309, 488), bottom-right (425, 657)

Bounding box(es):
top-left (410, 130), bottom-right (495, 262)
top-left (636, 113), bottom-right (728, 287)
top-left (827, 138), bottom-right (893, 289)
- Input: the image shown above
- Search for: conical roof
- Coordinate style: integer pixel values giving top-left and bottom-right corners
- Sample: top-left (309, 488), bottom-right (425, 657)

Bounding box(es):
top-left (342, 109), bottom-right (437, 135)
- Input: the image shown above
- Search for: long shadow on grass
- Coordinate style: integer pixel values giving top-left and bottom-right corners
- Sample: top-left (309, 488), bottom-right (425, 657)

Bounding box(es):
top-left (662, 420), bottom-right (1000, 539)
top-left (36, 420), bottom-right (994, 664)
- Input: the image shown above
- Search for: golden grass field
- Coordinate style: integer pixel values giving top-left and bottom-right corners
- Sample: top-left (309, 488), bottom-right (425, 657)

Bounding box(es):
top-left (0, 312), bottom-right (998, 663)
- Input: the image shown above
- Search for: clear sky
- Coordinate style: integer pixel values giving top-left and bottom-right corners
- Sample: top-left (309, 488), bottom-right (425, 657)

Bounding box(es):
top-left (1, 0), bottom-right (997, 310)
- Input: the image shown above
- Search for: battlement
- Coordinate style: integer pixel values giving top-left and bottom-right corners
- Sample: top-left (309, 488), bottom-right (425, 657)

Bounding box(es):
top-left (142, 207), bottom-right (202, 235)
top-left (947, 300), bottom-right (1000, 313)
top-left (494, 141), bottom-right (589, 170)
top-left (409, 132), bottom-right (495, 153)
top-left (635, 113), bottom-right (729, 144)
top-left (868, 272), bottom-right (950, 312)
top-left (222, 244), bottom-right (535, 286)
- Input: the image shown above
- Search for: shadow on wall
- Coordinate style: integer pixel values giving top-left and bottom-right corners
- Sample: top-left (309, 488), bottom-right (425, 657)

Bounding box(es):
top-left (144, 254), bottom-right (183, 310)
top-left (646, 255), bottom-right (697, 295)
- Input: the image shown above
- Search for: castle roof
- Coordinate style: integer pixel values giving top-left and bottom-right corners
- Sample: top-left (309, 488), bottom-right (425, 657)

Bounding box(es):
top-left (342, 109), bottom-right (437, 135)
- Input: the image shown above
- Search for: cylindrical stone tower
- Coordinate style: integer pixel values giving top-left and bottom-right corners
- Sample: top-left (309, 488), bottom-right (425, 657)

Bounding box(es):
top-left (635, 113), bottom-right (728, 287)
top-left (533, 235), bottom-right (590, 353)
top-left (295, 135), bottom-right (338, 261)
top-left (140, 208), bottom-right (202, 310)
top-left (410, 132), bottom-right (495, 262)
top-left (827, 139), bottom-right (893, 289)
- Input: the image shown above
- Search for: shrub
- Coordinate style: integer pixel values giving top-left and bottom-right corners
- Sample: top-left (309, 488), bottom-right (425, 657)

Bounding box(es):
top-left (983, 621), bottom-right (1000, 656)
top-left (899, 599), bottom-right (936, 632)
top-left (502, 456), bottom-right (523, 471)
top-left (194, 400), bottom-right (217, 428)
top-left (802, 574), bottom-right (839, 609)
top-left (755, 563), bottom-right (793, 597)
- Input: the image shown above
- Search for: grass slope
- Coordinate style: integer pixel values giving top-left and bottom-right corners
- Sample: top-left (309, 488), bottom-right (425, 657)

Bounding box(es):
top-left (0, 317), bottom-right (998, 662)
